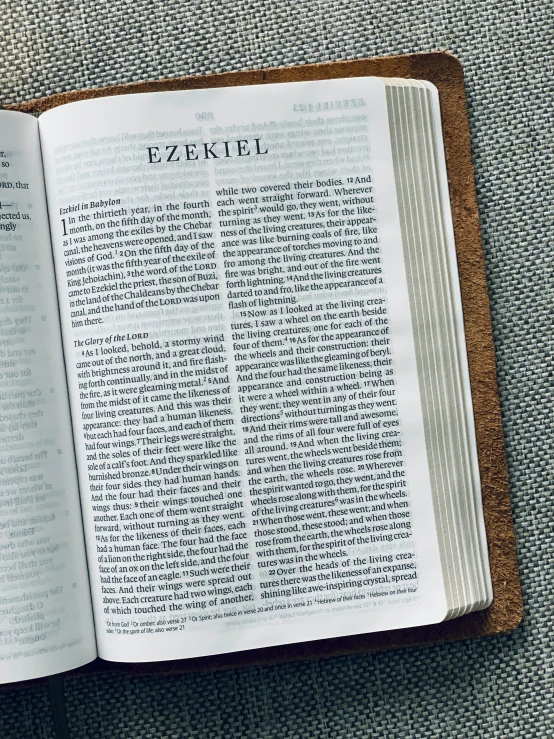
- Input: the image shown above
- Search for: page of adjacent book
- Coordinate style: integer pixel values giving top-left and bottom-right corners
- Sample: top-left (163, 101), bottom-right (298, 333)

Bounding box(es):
top-left (0, 111), bottom-right (96, 682)
top-left (38, 78), bottom-right (450, 662)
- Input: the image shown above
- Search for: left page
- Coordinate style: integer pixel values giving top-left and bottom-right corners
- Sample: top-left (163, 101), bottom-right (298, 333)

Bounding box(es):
top-left (0, 111), bottom-right (96, 682)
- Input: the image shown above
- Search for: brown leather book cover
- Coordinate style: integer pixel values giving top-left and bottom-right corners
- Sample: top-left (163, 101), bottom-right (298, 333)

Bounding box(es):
top-left (9, 51), bottom-right (522, 676)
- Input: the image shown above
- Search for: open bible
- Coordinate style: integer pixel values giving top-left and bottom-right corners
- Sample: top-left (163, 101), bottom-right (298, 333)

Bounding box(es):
top-left (0, 70), bottom-right (500, 683)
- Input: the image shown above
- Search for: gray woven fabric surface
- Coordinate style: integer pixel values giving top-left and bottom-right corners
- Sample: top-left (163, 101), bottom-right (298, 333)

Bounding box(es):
top-left (1, 0), bottom-right (552, 736)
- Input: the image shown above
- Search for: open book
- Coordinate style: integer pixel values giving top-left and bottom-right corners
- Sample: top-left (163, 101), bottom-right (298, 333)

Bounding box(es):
top-left (0, 73), bottom-right (495, 683)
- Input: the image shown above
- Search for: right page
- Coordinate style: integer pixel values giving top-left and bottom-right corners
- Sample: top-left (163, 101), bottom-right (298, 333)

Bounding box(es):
top-left (38, 77), bottom-right (449, 662)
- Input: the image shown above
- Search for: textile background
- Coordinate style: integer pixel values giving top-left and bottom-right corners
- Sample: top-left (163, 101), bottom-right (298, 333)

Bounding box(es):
top-left (0, 1), bottom-right (552, 735)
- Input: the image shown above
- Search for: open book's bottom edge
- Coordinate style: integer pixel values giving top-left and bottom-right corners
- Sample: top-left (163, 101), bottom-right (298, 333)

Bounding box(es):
top-left (4, 593), bottom-right (522, 686)
top-left (58, 603), bottom-right (522, 678)
top-left (3, 590), bottom-right (521, 686)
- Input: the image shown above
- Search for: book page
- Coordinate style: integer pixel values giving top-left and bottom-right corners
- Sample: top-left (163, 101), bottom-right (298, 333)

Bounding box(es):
top-left (0, 111), bottom-right (96, 682)
top-left (38, 78), bottom-right (447, 662)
